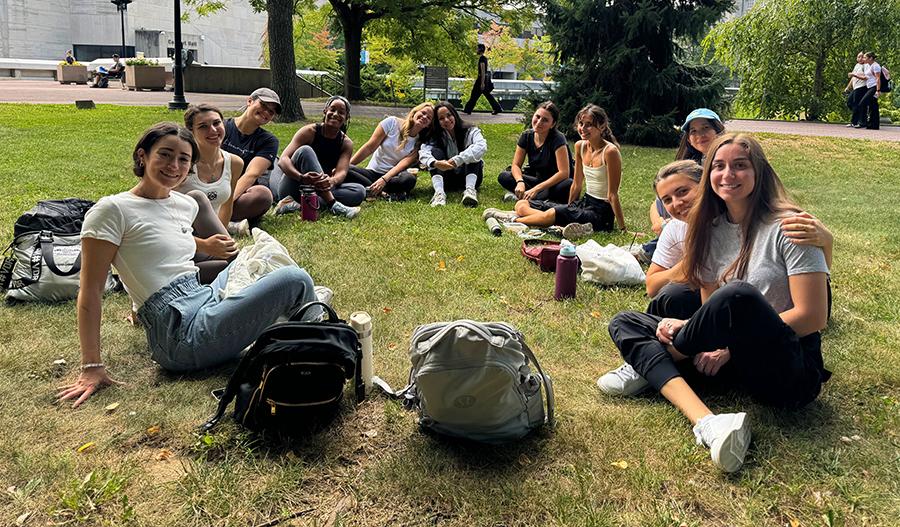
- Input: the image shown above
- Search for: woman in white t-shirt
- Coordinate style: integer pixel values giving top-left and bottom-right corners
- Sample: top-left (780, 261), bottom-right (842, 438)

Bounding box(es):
top-left (57, 123), bottom-right (317, 407)
top-left (346, 102), bottom-right (434, 199)
top-left (176, 104), bottom-right (246, 283)
top-left (601, 134), bottom-right (831, 473)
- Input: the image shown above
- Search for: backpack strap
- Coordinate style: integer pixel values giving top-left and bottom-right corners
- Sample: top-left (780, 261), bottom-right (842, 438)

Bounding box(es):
top-left (519, 339), bottom-right (556, 429)
top-left (40, 232), bottom-right (82, 277)
top-left (200, 343), bottom-right (265, 432)
top-left (290, 300), bottom-right (339, 322)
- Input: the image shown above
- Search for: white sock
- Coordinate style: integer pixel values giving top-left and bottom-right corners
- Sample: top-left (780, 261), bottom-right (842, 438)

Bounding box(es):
top-left (465, 173), bottom-right (477, 190)
top-left (431, 174), bottom-right (445, 194)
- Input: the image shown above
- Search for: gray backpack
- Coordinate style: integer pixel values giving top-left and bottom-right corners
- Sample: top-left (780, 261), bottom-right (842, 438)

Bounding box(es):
top-left (376, 320), bottom-right (555, 443)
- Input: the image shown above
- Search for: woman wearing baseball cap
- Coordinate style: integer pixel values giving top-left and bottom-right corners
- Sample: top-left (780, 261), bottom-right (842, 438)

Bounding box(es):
top-left (220, 87), bottom-right (282, 227)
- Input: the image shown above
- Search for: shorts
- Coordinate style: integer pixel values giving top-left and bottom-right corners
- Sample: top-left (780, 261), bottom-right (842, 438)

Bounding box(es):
top-left (530, 194), bottom-right (614, 231)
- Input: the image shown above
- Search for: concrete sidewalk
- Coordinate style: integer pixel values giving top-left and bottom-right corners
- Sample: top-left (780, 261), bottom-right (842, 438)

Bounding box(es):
top-left (1, 79), bottom-right (520, 125)
top-left (4, 79), bottom-right (899, 139)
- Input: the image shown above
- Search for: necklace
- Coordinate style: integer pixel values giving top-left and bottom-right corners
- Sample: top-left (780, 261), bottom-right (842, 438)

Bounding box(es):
top-left (143, 194), bottom-right (192, 234)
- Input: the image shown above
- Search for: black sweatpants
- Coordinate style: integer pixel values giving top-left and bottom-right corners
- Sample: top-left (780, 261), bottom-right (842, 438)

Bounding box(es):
top-left (498, 170), bottom-right (573, 204)
top-left (647, 282), bottom-right (702, 320)
top-left (345, 166), bottom-right (418, 195)
top-left (609, 280), bottom-right (830, 408)
top-left (426, 144), bottom-right (484, 189)
top-left (463, 82), bottom-right (503, 114)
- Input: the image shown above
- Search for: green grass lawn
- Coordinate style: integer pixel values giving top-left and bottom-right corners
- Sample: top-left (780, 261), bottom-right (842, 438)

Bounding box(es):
top-left (1, 104), bottom-right (898, 526)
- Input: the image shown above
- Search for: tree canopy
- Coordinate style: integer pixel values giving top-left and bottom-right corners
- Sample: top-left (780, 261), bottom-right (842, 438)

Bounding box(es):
top-left (541, 0), bottom-right (732, 146)
top-left (705, 0), bottom-right (900, 121)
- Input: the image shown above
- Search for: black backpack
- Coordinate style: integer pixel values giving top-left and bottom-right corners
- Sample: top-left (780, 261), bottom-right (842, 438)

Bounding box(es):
top-left (202, 301), bottom-right (364, 433)
top-left (880, 66), bottom-right (892, 93)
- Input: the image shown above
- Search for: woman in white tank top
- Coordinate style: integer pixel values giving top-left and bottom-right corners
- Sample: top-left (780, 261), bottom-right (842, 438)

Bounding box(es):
top-left (176, 104), bottom-right (246, 277)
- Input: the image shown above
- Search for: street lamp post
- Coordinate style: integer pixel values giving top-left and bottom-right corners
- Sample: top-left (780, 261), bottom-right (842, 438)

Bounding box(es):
top-left (110, 0), bottom-right (132, 59)
top-left (168, 0), bottom-right (188, 110)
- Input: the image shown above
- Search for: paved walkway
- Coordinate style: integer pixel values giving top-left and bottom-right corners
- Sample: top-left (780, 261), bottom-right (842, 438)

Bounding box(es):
top-left (0, 79), bottom-right (520, 124)
top-left (4, 79), bottom-right (898, 138)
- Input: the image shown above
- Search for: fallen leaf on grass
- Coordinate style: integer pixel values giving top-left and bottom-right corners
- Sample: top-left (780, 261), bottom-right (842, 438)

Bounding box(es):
top-left (456, 255), bottom-right (465, 262)
top-left (789, 518), bottom-right (800, 527)
top-left (76, 442), bottom-right (95, 454)
top-left (104, 402), bottom-right (120, 413)
top-left (610, 460), bottom-right (629, 469)
top-left (388, 343), bottom-right (397, 351)
top-left (16, 512), bottom-right (31, 526)
top-left (840, 436), bottom-right (852, 444)
top-left (437, 260), bottom-right (447, 271)
top-left (146, 425), bottom-right (161, 436)
top-left (850, 434), bottom-right (862, 441)
top-left (362, 429), bottom-right (378, 438)
top-left (155, 448), bottom-right (174, 461)
top-left (590, 311), bottom-right (602, 319)
top-left (428, 250), bottom-right (437, 257)
top-left (382, 307), bottom-right (392, 313)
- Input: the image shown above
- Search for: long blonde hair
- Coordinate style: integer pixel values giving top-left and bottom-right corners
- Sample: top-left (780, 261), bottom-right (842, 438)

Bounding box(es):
top-left (397, 102), bottom-right (434, 150)
top-left (683, 133), bottom-right (799, 287)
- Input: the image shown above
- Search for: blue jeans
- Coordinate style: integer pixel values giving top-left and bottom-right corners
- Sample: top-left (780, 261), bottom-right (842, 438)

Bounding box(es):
top-left (136, 265), bottom-right (317, 372)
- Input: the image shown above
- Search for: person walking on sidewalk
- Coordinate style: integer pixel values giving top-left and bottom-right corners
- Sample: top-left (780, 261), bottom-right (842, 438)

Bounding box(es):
top-left (845, 52), bottom-right (868, 127)
top-left (463, 44), bottom-right (503, 115)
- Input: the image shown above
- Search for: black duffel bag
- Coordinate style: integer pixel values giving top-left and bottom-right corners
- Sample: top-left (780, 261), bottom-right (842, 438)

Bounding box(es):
top-left (202, 301), bottom-right (364, 433)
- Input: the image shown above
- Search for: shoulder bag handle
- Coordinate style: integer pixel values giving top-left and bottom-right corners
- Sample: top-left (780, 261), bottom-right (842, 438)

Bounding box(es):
top-left (289, 300), bottom-right (339, 322)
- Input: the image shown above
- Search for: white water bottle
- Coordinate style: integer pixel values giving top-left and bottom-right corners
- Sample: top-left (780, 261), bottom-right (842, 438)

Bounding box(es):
top-left (349, 311), bottom-right (374, 392)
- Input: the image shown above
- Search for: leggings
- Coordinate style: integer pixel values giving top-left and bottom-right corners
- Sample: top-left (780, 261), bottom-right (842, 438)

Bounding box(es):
top-left (345, 165), bottom-right (418, 195)
top-left (268, 145), bottom-right (366, 206)
top-left (185, 190), bottom-right (233, 284)
top-left (498, 169), bottom-right (572, 204)
top-left (231, 184), bottom-right (273, 223)
top-left (647, 282), bottom-right (702, 320)
top-left (426, 144), bottom-right (484, 189)
top-left (609, 280), bottom-right (830, 408)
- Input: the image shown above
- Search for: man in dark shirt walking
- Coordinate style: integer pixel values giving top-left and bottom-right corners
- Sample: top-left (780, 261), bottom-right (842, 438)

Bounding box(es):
top-left (463, 44), bottom-right (503, 115)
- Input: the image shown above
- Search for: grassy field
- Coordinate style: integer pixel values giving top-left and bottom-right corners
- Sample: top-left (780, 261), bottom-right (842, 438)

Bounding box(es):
top-left (0, 104), bottom-right (898, 526)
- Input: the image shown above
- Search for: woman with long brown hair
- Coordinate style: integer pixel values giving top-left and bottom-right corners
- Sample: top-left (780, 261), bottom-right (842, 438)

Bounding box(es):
top-left (602, 134), bottom-right (830, 473)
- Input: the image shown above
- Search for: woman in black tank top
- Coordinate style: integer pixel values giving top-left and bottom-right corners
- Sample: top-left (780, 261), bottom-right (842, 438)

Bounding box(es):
top-left (268, 97), bottom-right (367, 218)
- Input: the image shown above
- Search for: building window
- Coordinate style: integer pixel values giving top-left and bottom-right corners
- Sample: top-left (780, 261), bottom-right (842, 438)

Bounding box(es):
top-left (73, 45), bottom-right (136, 62)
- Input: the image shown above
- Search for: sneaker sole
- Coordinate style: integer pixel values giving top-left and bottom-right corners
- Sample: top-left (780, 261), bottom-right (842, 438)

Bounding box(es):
top-left (462, 196), bottom-right (478, 208)
top-left (710, 413), bottom-right (751, 473)
top-left (562, 223), bottom-right (593, 240)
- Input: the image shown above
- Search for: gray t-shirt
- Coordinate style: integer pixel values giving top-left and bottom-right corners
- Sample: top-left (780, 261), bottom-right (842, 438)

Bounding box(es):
top-left (701, 214), bottom-right (829, 313)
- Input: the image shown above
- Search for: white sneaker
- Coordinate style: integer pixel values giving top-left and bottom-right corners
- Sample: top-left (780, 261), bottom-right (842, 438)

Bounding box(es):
top-left (596, 363), bottom-right (650, 396)
top-left (331, 201), bottom-right (360, 219)
top-left (502, 191), bottom-right (517, 202)
top-left (692, 412), bottom-right (751, 473)
top-left (562, 222), bottom-right (593, 240)
top-left (482, 208), bottom-right (517, 223)
top-left (314, 285), bottom-right (334, 306)
top-left (461, 188), bottom-right (478, 207)
top-left (430, 192), bottom-right (446, 207)
top-left (227, 219), bottom-right (250, 237)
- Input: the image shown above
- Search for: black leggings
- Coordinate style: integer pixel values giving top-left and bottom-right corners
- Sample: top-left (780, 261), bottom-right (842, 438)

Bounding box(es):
top-left (185, 190), bottom-right (234, 284)
top-left (427, 144), bottom-right (484, 189)
top-left (609, 280), bottom-right (830, 408)
top-left (346, 166), bottom-right (417, 195)
top-left (498, 170), bottom-right (572, 203)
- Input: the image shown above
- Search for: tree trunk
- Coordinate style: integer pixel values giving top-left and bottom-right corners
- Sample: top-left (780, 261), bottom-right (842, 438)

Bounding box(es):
top-left (268, 0), bottom-right (304, 121)
top-left (808, 45), bottom-right (828, 121)
top-left (331, 1), bottom-right (365, 100)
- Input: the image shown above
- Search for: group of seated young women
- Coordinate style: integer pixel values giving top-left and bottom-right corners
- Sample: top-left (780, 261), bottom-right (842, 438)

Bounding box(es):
top-left (58, 95), bottom-right (833, 474)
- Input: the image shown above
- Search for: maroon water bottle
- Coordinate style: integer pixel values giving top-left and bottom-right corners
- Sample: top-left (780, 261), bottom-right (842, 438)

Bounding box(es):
top-left (554, 241), bottom-right (578, 300)
top-left (300, 185), bottom-right (319, 221)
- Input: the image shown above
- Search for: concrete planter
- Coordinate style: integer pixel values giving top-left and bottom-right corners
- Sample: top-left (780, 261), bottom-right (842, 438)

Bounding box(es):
top-left (57, 65), bottom-right (89, 84)
top-left (125, 64), bottom-right (166, 91)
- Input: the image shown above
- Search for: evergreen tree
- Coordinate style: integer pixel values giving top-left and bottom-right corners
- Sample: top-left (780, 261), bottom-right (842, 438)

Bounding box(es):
top-left (541, 0), bottom-right (732, 146)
